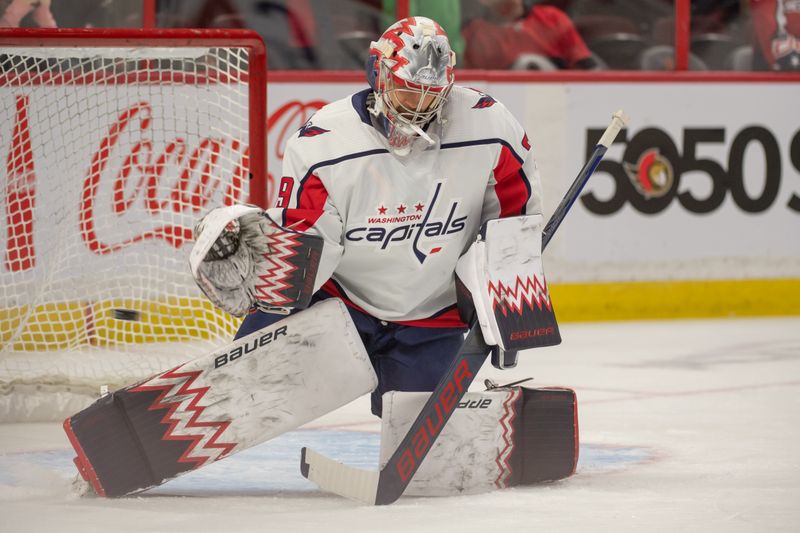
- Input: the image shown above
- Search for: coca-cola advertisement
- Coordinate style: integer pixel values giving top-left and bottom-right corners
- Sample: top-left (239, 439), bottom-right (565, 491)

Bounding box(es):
top-left (1, 84), bottom-right (252, 293)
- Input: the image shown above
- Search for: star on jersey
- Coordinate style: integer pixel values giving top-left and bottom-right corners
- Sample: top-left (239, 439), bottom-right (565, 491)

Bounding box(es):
top-left (345, 182), bottom-right (468, 264)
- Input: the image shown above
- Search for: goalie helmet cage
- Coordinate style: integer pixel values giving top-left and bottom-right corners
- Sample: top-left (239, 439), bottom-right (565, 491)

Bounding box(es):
top-left (0, 28), bottom-right (267, 422)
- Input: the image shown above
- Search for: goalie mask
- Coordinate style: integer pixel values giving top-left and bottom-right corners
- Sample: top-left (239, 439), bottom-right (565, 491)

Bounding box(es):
top-left (365, 16), bottom-right (456, 155)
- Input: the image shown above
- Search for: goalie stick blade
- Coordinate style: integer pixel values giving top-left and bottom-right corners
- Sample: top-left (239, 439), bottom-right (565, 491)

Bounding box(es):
top-left (301, 327), bottom-right (490, 505)
top-left (300, 447), bottom-right (378, 504)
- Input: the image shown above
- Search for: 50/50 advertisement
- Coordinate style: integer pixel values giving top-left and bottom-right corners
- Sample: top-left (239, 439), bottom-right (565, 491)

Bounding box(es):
top-left (581, 125), bottom-right (800, 216)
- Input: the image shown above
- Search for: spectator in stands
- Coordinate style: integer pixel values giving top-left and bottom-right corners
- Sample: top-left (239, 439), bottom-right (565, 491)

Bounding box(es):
top-left (750, 0), bottom-right (800, 70)
top-left (462, 0), bottom-right (600, 69)
top-left (0, 0), bottom-right (56, 27)
top-left (382, 0), bottom-right (465, 59)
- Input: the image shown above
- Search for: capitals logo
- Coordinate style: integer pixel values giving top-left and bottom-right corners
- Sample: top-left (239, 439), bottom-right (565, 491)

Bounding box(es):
top-left (469, 88), bottom-right (497, 109)
top-left (298, 121), bottom-right (330, 138)
top-left (344, 182), bottom-right (468, 264)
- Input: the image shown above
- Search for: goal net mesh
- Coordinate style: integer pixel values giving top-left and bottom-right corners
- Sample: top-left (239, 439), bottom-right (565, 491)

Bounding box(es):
top-left (0, 31), bottom-right (265, 421)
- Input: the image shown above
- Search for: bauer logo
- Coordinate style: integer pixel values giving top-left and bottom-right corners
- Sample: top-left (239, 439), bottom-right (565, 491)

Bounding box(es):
top-left (214, 325), bottom-right (288, 368)
top-left (394, 358), bottom-right (474, 482)
top-left (509, 327), bottom-right (555, 341)
top-left (457, 398), bottom-right (492, 409)
top-left (344, 181), bottom-right (468, 264)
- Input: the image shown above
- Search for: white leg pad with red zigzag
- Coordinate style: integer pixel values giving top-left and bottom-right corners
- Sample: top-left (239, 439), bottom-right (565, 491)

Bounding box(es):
top-left (63, 298), bottom-right (376, 497)
top-left (379, 385), bottom-right (578, 497)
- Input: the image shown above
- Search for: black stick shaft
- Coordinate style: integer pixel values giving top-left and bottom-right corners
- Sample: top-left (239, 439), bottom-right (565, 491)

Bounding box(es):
top-left (542, 144), bottom-right (607, 250)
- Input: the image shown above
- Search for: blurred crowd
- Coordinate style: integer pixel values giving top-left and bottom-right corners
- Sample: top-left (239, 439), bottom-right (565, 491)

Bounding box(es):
top-left (2, 0), bottom-right (798, 71)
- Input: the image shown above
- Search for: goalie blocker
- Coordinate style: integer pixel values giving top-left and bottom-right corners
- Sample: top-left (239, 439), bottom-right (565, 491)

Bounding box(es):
top-left (456, 213), bottom-right (561, 369)
top-left (63, 299), bottom-right (376, 497)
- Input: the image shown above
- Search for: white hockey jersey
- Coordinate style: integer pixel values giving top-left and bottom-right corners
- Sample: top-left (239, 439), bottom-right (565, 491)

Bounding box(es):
top-left (266, 86), bottom-right (543, 327)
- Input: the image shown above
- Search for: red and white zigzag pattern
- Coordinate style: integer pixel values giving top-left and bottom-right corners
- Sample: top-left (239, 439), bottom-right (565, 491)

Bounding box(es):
top-left (487, 274), bottom-right (552, 316)
top-left (254, 230), bottom-right (301, 306)
top-left (494, 388), bottom-right (521, 489)
top-left (130, 365), bottom-right (237, 468)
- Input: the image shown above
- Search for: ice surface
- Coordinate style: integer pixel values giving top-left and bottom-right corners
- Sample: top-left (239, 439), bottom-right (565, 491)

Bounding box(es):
top-left (1, 317), bottom-right (798, 532)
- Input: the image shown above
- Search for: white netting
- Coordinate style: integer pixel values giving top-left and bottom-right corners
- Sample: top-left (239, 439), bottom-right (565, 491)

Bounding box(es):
top-left (0, 39), bottom-right (262, 421)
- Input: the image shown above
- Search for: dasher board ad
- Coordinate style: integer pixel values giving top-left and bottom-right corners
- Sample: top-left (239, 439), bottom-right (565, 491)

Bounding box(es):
top-left (559, 83), bottom-right (800, 282)
top-left (6, 80), bottom-right (795, 284)
top-left (265, 80), bottom-right (799, 283)
top-left (0, 85), bottom-right (251, 281)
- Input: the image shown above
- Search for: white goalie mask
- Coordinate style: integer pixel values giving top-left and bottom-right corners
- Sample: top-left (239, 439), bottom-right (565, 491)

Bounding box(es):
top-left (365, 17), bottom-right (456, 155)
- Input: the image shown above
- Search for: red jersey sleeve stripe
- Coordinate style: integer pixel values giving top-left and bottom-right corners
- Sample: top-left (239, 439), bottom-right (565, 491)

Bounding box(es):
top-left (281, 147), bottom-right (389, 229)
top-left (494, 145), bottom-right (532, 217)
top-left (287, 173), bottom-right (328, 231)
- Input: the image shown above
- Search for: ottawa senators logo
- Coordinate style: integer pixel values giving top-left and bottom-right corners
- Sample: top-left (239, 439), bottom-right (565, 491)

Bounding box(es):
top-left (623, 148), bottom-right (674, 199)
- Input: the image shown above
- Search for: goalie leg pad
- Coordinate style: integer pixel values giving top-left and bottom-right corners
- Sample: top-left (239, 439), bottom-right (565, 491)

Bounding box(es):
top-left (518, 387), bottom-right (579, 484)
top-left (379, 385), bottom-right (577, 496)
top-left (63, 298), bottom-right (377, 497)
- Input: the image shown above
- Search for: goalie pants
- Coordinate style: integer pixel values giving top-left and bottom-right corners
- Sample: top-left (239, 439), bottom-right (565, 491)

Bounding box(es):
top-left (235, 291), bottom-right (468, 417)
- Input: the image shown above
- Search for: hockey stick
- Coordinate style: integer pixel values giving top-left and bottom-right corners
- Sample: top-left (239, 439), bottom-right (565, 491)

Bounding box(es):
top-left (542, 110), bottom-right (627, 250)
top-left (301, 110), bottom-right (628, 505)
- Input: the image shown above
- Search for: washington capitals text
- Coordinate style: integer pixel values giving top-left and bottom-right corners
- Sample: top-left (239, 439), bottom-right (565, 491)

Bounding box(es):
top-left (344, 182), bottom-right (467, 264)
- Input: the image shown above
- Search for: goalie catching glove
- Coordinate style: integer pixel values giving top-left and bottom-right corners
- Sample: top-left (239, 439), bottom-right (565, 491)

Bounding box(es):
top-left (190, 205), bottom-right (323, 316)
top-left (455, 214), bottom-right (561, 368)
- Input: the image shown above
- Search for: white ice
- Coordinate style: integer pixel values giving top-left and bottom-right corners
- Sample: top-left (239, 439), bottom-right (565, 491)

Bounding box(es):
top-left (1, 317), bottom-right (798, 533)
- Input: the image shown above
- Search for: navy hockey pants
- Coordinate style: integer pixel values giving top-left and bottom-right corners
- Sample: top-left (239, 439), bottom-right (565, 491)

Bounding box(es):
top-left (234, 292), bottom-right (468, 417)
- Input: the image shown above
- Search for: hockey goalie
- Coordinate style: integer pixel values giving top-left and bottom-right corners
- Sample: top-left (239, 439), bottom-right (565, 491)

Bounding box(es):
top-left (64, 16), bottom-right (577, 499)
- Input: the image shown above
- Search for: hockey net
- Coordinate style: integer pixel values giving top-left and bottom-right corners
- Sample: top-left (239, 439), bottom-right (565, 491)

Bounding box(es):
top-left (0, 29), bottom-right (267, 421)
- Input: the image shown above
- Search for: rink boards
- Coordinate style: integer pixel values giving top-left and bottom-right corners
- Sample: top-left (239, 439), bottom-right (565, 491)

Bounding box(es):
top-left (1, 73), bottom-right (798, 321)
top-left (263, 74), bottom-right (800, 320)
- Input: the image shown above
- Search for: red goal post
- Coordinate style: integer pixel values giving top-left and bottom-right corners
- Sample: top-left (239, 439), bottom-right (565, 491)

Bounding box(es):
top-left (0, 28), bottom-right (267, 205)
top-left (0, 28), bottom-right (267, 421)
